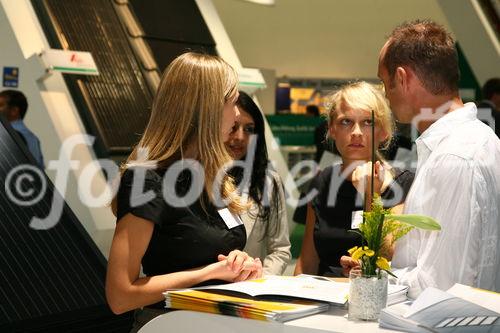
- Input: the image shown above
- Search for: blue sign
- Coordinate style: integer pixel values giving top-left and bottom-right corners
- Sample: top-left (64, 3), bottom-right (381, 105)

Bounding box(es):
top-left (3, 67), bottom-right (19, 87)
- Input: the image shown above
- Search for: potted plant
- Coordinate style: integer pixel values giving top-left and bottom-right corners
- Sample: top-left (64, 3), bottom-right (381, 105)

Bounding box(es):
top-left (347, 195), bottom-right (441, 320)
top-left (347, 110), bottom-right (441, 321)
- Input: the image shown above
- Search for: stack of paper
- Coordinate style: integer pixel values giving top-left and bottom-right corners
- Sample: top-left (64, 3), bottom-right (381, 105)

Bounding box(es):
top-left (164, 289), bottom-right (329, 322)
top-left (379, 284), bottom-right (500, 332)
top-left (387, 284), bottom-right (409, 305)
top-left (163, 275), bottom-right (351, 322)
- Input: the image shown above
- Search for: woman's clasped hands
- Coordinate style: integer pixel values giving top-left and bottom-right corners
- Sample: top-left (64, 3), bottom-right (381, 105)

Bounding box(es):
top-left (206, 250), bottom-right (263, 283)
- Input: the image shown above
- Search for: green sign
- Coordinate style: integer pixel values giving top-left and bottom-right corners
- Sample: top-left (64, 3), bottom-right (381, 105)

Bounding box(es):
top-left (266, 115), bottom-right (324, 146)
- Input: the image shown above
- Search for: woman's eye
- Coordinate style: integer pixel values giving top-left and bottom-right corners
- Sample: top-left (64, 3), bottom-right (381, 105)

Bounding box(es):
top-left (340, 119), bottom-right (351, 126)
top-left (243, 125), bottom-right (255, 134)
top-left (363, 119), bottom-right (373, 126)
top-left (230, 123), bottom-right (239, 133)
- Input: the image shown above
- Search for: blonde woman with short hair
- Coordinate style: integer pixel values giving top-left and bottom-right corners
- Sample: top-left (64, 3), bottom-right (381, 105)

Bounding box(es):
top-left (106, 53), bottom-right (262, 331)
top-left (294, 81), bottom-right (414, 277)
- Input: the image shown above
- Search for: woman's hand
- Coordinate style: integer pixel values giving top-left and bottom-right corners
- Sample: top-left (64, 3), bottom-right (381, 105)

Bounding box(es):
top-left (352, 161), bottom-right (393, 211)
top-left (233, 257), bottom-right (262, 282)
top-left (352, 161), bottom-right (385, 195)
top-left (218, 250), bottom-right (251, 273)
top-left (211, 250), bottom-right (262, 282)
top-left (204, 261), bottom-right (241, 282)
top-left (340, 255), bottom-right (360, 277)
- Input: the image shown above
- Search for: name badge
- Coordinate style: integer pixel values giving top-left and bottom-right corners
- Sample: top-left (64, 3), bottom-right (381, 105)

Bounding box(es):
top-left (218, 208), bottom-right (243, 229)
top-left (351, 210), bottom-right (364, 229)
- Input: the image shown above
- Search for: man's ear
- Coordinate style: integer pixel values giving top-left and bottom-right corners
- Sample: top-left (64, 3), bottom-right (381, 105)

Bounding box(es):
top-left (395, 67), bottom-right (407, 90)
top-left (398, 66), bottom-right (421, 94)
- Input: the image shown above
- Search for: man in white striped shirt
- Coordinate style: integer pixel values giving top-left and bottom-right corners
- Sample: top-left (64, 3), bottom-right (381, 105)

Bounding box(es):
top-left (377, 20), bottom-right (500, 298)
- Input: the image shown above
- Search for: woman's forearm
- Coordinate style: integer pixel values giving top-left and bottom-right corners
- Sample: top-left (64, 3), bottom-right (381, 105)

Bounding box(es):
top-left (106, 264), bottom-right (215, 314)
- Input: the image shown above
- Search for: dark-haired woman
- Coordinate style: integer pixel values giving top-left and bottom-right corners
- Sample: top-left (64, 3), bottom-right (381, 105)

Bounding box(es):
top-left (225, 91), bottom-right (291, 275)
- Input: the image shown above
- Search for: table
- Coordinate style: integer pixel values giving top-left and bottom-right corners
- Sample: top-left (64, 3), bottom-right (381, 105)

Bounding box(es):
top-left (138, 307), bottom-right (400, 333)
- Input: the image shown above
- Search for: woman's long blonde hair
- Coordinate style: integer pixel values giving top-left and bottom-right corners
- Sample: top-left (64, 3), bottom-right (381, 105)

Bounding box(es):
top-left (116, 52), bottom-right (245, 213)
top-left (327, 81), bottom-right (395, 151)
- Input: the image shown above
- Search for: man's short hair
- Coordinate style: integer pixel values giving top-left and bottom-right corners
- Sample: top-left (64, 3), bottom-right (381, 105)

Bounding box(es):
top-left (482, 78), bottom-right (500, 100)
top-left (383, 19), bottom-right (460, 95)
top-left (0, 90), bottom-right (28, 119)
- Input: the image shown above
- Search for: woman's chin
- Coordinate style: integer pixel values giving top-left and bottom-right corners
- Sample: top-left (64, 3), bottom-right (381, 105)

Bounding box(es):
top-left (341, 152), bottom-right (370, 162)
top-left (231, 149), bottom-right (245, 160)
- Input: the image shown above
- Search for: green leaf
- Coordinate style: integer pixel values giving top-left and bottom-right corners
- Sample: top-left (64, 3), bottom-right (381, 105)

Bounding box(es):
top-left (347, 229), bottom-right (365, 240)
top-left (384, 269), bottom-right (398, 278)
top-left (372, 213), bottom-right (385, 257)
top-left (386, 214), bottom-right (441, 230)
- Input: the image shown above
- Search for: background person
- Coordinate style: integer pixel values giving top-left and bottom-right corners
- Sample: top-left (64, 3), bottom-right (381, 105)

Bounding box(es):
top-left (0, 89), bottom-right (44, 168)
top-left (305, 104), bottom-right (331, 163)
top-left (476, 77), bottom-right (500, 138)
top-left (106, 53), bottom-right (262, 332)
top-left (294, 81), bottom-right (414, 277)
top-left (225, 91), bottom-right (291, 276)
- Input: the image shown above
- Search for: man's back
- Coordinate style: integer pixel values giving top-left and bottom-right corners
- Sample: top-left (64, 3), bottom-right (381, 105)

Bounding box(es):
top-left (10, 119), bottom-right (44, 168)
top-left (393, 103), bottom-right (500, 298)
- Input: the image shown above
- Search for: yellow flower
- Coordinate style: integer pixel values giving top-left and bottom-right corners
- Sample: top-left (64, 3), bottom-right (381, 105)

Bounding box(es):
top-left (351, 246), bottom-right (375, 260)
top-left (376, 257), bottom-right (390, 270)
top-left (347, 246), bottom-right (358, 256)
top-left (364, 248), bottom-right (375, 257)
top-left (351, 248), bottom-right (363, 260)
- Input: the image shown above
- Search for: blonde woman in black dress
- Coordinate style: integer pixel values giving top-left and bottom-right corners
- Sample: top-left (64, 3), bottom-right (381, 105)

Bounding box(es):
top-left (294, 81), bottom-right (414, 277)
top-left (106, 53), bottom-right (262, 331)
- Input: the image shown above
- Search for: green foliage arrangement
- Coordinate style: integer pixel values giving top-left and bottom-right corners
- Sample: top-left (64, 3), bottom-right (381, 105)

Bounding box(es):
top-left (348, 195), bottom-right (441, 277)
